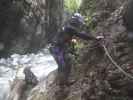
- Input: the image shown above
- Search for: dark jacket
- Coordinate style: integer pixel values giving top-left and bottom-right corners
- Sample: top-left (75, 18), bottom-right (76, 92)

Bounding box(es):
top-left (51, 25), bottom-right (96, 48)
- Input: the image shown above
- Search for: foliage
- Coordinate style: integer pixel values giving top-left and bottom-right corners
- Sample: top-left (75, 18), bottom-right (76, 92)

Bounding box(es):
top-left (80, 0), bottom-right (96, 15)
top-left (64, 0), bottom-right (82, 13)
top-left (80, 0), bottom-right (97, 30)
top-left (64, 0), bottom-right (97, 30)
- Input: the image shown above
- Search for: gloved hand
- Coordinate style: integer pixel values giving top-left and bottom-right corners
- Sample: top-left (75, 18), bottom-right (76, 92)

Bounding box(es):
top-left (96, 36), bottom-right (104, 40)
top-left (95, 36), bottom-right (104, 46)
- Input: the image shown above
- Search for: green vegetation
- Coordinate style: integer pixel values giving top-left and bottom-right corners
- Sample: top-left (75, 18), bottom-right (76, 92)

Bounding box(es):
top-left (64, 0), bottom-right (82, 13)
top-left (80, 0), bottom-right (96, 15)
top-left (64, 0), bottom-right (97, 30)
top-left (80, 0), bottom-right (97, 30)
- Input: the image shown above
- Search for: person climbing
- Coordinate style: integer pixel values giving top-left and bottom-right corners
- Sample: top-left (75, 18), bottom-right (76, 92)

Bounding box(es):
top-left (49, 13), bottom-right (104, 85)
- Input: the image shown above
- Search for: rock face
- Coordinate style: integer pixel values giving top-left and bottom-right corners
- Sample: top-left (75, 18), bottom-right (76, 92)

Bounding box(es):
top-left (27, 70), bottom-right (57, 100)
top-left (30, 0), bottom-right (133, 100)
top-left (0, 0), bottom-right (64, 57)
top-left (8, 79), bottom-right (26, 100)
top-left (9, 0), bottom-right (133, 100)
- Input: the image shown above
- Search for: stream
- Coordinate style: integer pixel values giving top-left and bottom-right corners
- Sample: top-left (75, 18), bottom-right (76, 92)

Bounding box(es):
top-left (0, 49), bottom-right (57, 100)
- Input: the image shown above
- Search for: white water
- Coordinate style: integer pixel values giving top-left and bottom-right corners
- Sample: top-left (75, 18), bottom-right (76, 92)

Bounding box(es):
top-left (0, 49), bottom-right (57, 100)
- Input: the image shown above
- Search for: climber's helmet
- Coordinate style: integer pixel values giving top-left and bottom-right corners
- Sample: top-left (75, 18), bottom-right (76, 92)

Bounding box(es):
top-left (69, 13), bottom-right (85, 30)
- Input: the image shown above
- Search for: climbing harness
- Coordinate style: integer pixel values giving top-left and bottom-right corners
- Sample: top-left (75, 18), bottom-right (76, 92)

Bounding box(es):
top-left (99, 37), bottom-right (133, 79)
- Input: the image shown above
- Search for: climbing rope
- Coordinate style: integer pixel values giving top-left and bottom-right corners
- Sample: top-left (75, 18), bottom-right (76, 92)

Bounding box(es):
top-left (101, 41), bottom-right (133, 79)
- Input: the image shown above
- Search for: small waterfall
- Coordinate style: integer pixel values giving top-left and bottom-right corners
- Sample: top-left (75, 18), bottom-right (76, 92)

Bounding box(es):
top-left (0, 49), bottom-right (57, 100)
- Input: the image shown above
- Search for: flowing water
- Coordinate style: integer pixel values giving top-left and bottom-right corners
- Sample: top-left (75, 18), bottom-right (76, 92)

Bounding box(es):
top-left (0, 49), bottom-right (57, 100)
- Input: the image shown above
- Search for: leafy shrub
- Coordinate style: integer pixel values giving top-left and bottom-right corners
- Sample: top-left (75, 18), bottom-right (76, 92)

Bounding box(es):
top-left (80, 0), bottom-right (97, 30)
top-left (64, 0), bottom-right (82, 13)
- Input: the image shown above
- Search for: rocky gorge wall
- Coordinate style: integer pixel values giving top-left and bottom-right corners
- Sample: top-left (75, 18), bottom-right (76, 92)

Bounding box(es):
top-left (27, 0), bottom-right (133, 100)
top-left (9, 0), bottom-right (133, 100)
top-left (0, 0), bottom-right (64, 57)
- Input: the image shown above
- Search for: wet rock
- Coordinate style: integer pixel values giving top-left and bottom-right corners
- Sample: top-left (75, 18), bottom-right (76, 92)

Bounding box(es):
top-left (24, 67), bottom-right (38, 86)
top-left (8, 79), bottom-right (26, 100)
top-left (0, 49), bottom-right (57, 100)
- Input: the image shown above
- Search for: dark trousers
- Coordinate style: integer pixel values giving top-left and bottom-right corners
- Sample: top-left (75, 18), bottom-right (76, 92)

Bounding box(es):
top-left (49, 46), bottom-right (71, 84)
